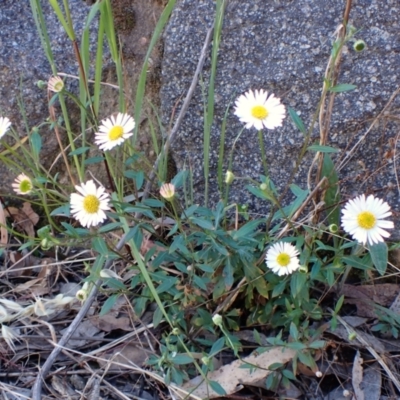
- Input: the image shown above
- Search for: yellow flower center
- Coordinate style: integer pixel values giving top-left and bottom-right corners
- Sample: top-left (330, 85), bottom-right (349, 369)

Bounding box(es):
top-left (83, 194), bottom-right (100, 214)
top-left (357, 211), bottom-right (376, 230)
top-left (54, 81), bottom-right (64, 92)
top-left (251, 105), bottom-right (268, 120)
top-left (108, 125), bottom-right (124, 141)
top-left (20, 180), bottom-right (32, 193)
top-left (276, 253), bottom-right (290, 267)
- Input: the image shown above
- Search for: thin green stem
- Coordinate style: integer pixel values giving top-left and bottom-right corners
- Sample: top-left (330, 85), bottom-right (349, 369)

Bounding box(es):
top-left (257, 129), bottom-right (268, 177)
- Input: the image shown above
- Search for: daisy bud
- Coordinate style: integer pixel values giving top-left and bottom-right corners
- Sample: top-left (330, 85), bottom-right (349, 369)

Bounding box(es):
top-left (343, 390), bottom-right (351, 397)
top-left (315, 371), bottom-right (322, 378)
top-left (299, 265), bottom-right (308, 273)
top-left (260, 183), bottom-right (268, 191)
top-left (171, 328), bottom-right (180, 335)
top-left (37, 80), bottom-right (46, 89)
top-left (212, 314), bottom-right (223, 327)
top-left (201, 356), bottom-right (210, 366)
top-left (329, 224), bottom-right (338, 233)
top-left (353, 40), bottom-right (366, 52)
top-left (160, 183), bottom-right (175, 201)
top-left (348, 332), bottom-right (357, 341)
top-left (225, 170), bottom-right (235, 184)
top-left (47, 76), bottom-right (64, 93)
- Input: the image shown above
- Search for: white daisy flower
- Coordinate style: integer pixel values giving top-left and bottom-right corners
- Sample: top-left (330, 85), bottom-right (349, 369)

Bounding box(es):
top-left (234, 89), bottom-right (286, 130)
top-left (70, 180), bottom-right (111, 228)
top-left (47, 76), bottom-right (64, 93)
top-left (265, 242), bottom-right (300, 276)
top-left (0, 117), bottom-right (12, 139)
top-left (12, 174), bottom-right (33, 195)
top-left (341, 194), bottom-right (394, 246)
top-left (94, 113), bottom-right (135, 151)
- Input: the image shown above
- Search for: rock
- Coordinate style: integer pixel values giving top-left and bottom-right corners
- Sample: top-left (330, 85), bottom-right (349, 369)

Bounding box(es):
top-left (0, 0), bottom-right (98, 192)
top-left (161, 0), bottom-right (400, 230)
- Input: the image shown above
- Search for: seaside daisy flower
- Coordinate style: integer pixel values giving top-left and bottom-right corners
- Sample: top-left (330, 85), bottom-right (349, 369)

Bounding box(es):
top-left (47, 76), bottom-right (64, 93)
top-left (12, 174), bottom-right (33, 195)
top-left (70, 180), bottom-right (111, 228)
top-left (265, 242), bottom-right (300, 276)
top-left (94, 113), bottom-right (135, 151)
top-left (160, 183), bottom-right (175, 201)
top-left (234, 89), bottom-right (286, 130)
top-left (341, 194), bottom-right (393, 246)
top-left (0, 117), bottom-right (11, 139)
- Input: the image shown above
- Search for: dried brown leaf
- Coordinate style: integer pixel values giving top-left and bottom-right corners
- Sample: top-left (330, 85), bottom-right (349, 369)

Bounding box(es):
top-left (181, 347), bottom-right (296, 399)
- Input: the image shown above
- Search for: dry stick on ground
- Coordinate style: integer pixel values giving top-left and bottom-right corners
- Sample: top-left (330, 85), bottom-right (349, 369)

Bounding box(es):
top-left (31, 25), bottom-right (215, 400)
top-left (308, 0), bottom-right (352, 204)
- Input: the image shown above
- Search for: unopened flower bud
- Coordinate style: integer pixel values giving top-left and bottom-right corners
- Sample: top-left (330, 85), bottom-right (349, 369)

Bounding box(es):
top-left (315, 371), bottom-right (322, 378)
top-left (343, 390), bottom-right (351, 397)
top-left (329, 224), bottom-right (338, 233)
top-left (171, 328), bottom-right (180, 335)
top-left (225, 170), bottom-right (235, 184)
top-left (201, 356), bottom-right (210, 366)
top-left (348, 332), bottom-right (357, 341)
top-left (353, 40), bottom-right (366, 52)
top-left (260, 183), bottom-right (268, 191)
top-left (160, 183), bottom-right (175, 201)
top-left (37, 80), bottom-right (46, 89)
top-left (212, 314), bottom-right (223, 327)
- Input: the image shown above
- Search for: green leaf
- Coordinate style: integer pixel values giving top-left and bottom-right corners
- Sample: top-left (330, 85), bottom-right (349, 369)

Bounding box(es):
top-left (329, 83), bottom-right (357, 92)
top-left (69, 146), bottom-right (90, 156)
top-left (156, 277), bottom-right (177, 294)
top-left (171, 354), bottom-right (193, 365)
top-left (288, 107), bottom-right (307, 135)
top-left (50, 204), bottom-right (70, 216)
top-left (282, 369), bottom-right (296, 380)
top-left (369, 242), bottom-right (388, 275)
top-left (334, 294), bottom-right (345, 314)
top-left (286, 342), bottom-right (306, 350)
top-left (232, 219), bottom-right (262, 239)
top-left (153, 306), bottom-right (163, 328)
top-left (343, 255), bottom-right (372, 270)
top-left (100, 294), bottom-right (119, 316)
top-left (321, 154), bottom-right (340, 226)
top-left (98, 222), bottom-right (121, 233)
top-left (290, 272), bottom-right (307, 298)
top-left (308, 340), bottom-right (326, 349)
top-left (210, 337), bottom-right (225, 356)
top-left (289, 322), bottom-right (299, 341)
top-left (84, 156), bottom-right (104, 165)
top-left (190, 217), bottom-right (215, 230)
top-left (307, 145), bottom-right (340, 153)
top-left (30, 129), bottom-right (42, 160)
top-left (209, 380), bottom-right (226, 396)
